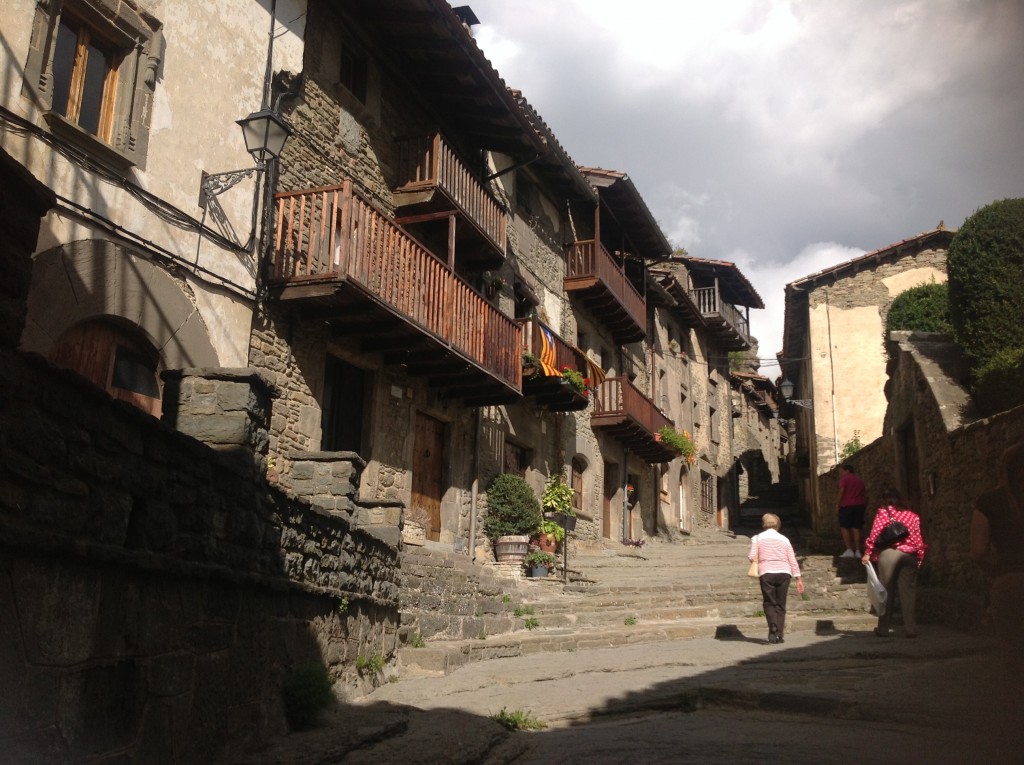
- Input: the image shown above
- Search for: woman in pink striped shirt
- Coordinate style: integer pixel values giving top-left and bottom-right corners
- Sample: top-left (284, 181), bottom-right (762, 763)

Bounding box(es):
top-left (861, 488), bottom-right (928, 638)
top-left (749, 513), bottom-right (804, 644)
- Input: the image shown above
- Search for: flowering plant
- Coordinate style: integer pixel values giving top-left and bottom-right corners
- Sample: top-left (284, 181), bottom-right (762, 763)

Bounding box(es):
top-left (626, 483), bottom-right (635, 495)
top-left (561, 366), bottom-right (590, 396)
top-left (658, 426), bottom-right (697, 466)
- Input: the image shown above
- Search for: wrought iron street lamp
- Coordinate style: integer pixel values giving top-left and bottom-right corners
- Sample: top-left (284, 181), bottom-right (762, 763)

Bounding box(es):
top-left (779, 378), bottom-right (812, 409)
top-left (237, 108), bottom-right (292, 165)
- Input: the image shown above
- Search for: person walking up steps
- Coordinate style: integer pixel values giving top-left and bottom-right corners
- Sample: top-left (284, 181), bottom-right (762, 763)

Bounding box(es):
top-left (862, 488), bottom-right (927, 638)
top-left (837, 463), bottom-right (867, 558)
top-left (749, 513), bottom-right (804, 644)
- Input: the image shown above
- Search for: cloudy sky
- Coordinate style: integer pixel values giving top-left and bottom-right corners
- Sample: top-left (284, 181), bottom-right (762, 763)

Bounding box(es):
top-left (467, 0), bottom-right (1024, 366)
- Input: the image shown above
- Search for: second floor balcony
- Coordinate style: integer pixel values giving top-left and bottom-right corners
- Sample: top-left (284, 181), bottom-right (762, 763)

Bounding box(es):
top-left (270, 180), bottom-right (521, 405)
top-left (519, 318), bottom-right (589, 412)
top-left (591, 377), bottom-right (678, 463)
top-left (393, 132), bottom-right (507, 271)
top-left (565, 240), bottom-right (647, 344)
top-left (690, 286), bottom-right (752, 350)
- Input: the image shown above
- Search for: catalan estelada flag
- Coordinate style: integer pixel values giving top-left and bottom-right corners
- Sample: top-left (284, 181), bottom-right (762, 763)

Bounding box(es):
top-left (539, 328), bottom-right (561, 377)
top-left (584, 355), bottom-right (606, 387)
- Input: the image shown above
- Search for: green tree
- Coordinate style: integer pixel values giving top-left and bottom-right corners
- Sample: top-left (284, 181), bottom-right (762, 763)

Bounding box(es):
top-left (947, 198), bottom-right (1024, 369)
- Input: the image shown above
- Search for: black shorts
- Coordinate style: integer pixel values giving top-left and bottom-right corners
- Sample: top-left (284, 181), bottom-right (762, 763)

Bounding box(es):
top-left (839, 505), bottom-right (866, 529)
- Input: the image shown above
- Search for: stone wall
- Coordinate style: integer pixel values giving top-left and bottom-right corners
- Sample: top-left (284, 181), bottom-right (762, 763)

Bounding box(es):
top-left (0, 353), bottom-right (400, 762)
top-left (812, 332), bottom-right (1024, 599)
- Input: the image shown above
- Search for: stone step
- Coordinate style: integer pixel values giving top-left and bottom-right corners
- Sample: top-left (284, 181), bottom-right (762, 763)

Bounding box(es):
top-left (397, 611), bottom-right (881, 677)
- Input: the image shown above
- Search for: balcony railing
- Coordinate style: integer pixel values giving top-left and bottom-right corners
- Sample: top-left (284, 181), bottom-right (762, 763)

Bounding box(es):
top-left (520, 318), bottom-right (583, 375)
top-left (565, 240), bottom-right (646, 342)
top-left (591, 376), bottom-right (677, 463)
top-left (271, 181), bottom-right (521, 390)
top-left (519, 318), bottom-right (589, 411)
top-left (395, 133), bottom-right (506, 254)
top-left (690, 286), bottom-right (751, 347)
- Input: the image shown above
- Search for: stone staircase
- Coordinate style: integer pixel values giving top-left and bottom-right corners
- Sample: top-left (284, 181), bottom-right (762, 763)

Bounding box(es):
top-left (396, 529), bottom-right (880, 677)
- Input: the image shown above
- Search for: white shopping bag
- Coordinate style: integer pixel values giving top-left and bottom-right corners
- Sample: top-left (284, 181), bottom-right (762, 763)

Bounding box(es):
top-left (864, 561), bottom-right (887, 617)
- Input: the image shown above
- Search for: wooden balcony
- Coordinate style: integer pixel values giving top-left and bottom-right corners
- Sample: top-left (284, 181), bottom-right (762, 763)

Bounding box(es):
top-left (269, 181), bottom-right (521, 404)
top-left (519, 318), bottom-right (589, 412)
top-left (690, 286), bottom-right (752, 350)
top-left (590, 377), bottom-right (677, 463)
top-left (565, 240), bottom-right (647, 344)
top-left (393, 133), bottom-right (507, 271)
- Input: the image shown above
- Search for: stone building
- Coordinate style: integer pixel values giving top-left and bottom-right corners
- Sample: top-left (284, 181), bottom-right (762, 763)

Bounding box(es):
top-left (779, 227), bottom-right (954, 518)
top-left (242, 0), bottom-right (767, 546)
top-left (729, 371), bottom-right (786, 505)
top-left (3, 0), bottom-right (304, 408)
top-left (650, 257), bottom-right (765, 530)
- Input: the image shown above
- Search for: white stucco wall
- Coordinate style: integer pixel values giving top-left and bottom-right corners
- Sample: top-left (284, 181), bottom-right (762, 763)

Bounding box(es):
top-left (1, 0), bottom-right (306, 366)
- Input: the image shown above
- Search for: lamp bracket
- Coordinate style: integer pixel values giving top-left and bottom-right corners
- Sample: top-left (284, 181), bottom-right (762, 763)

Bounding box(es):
top-left (199, 167), bottom-right (258, 210)
top-left (788, 399), bottom-right (813, 409)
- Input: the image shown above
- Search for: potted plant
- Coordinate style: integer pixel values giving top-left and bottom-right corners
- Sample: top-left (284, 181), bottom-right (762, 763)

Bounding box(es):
top-left (524, 549), bottom-right (556, 577)
top-left (484, 273), bottom-right (507, 299)
top-left (485, 473), bottom-right (543, 563)
top-left (560, 366), bottom-right (590, 397)
top-left (541, 474), bottom-right (577, 531)
top-left (533, 518), bottom-right (564, 553)
top-left (657, 425), bottom-right (697, 466)
top-left (522, 349), bottom-right (540, 380)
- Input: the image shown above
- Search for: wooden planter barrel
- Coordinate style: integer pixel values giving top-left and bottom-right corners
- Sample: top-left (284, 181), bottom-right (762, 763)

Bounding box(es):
top-left (494, 535), bottom-right (530, 562)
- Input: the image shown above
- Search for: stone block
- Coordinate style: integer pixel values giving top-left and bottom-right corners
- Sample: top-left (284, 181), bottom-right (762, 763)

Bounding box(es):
top-left (16, 560), bottom-right (101, 666)
top-left (58, 660), bottom-right (145, 759)
top-left (148, 653), bottom-right (195, 697)
top-left (175, 413), bottom-right (252, 447)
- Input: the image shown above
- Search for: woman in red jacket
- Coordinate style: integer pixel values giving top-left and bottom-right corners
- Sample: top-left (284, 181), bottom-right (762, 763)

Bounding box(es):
top-left (861, 488), bottom-right (928, 637)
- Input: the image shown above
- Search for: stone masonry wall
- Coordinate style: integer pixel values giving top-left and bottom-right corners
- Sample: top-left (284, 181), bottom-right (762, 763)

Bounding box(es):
top-left (813, 333), bottom-right (1024, 614)
top-left (0, 352), bottom-right (400, 762)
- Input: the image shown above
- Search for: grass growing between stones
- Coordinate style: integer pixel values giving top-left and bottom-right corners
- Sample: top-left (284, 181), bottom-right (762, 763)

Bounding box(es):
top-left (490, 708), bottom-right (546, 731)
top-left (282, 662), bottom-right (335, 731)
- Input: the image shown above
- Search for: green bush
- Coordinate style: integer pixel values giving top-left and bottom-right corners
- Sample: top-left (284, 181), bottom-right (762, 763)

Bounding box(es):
top-left (885, 282), bottom-right (951, 335)
top-left (484, 473), bottom-right (543, 540)
top-left (281, 662), bottom-right (335, 730)
top-left (971, 346), bottom-right (1024, 416)
top-left (948, 198), bottom-right (1024, 369)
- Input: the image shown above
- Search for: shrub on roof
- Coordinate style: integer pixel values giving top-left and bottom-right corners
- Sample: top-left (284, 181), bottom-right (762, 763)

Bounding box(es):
top-left (885, 282), bottom-right (952, 336)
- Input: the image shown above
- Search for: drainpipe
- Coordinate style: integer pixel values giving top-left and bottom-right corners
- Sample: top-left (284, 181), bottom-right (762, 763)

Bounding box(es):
top-left (468, 407), bottom-right (482, 561)
top-left (825, 291), bottom-right (840, 465)
top-left (622, 448), bottom-right (630, 540)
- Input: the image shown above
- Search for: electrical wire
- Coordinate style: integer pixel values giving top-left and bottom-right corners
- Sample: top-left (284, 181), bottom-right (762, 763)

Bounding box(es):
top-left (53, 194), bottom-right (256, 300)
top-left (0, 105), bottom-right (253, 255)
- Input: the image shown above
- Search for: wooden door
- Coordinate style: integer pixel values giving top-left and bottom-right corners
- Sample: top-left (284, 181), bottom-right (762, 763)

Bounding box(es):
top-left (701, 472), bottom-right (715, 525)
top-left (322, 355), bottom-right (365, 453)
top-left (51, 320), bottom-right (162, 416)
top-left (412, 412), bottom-right (445, 542)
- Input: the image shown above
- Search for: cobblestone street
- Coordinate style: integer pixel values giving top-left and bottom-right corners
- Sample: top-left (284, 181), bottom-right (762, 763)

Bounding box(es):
top-left (236, 530), bottom-right (1017, 764)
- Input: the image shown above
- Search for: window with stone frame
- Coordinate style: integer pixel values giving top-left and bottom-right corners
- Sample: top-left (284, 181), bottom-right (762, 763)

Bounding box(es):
top-left (24, 0), bottom-right (163, 169)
